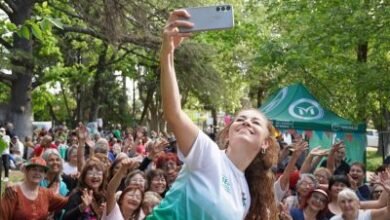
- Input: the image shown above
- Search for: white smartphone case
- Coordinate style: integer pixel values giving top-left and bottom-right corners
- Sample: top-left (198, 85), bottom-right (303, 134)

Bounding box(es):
top-left (179, 5), bottom-right (234, 32)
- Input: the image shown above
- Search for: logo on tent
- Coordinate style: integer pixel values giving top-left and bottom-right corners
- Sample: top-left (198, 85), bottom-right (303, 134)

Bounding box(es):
top-left (288, 98), bottom-right (324, 120)
top-left (262, 88), bottom-right (288, 114)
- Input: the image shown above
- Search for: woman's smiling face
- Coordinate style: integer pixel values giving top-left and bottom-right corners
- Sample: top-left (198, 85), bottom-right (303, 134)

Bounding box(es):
top-left (228, 109), bottom-right (269, 154)
top-left (26, 166), bottom-right (46, 184)
top-left (84, 167), bottom-right (103, 190)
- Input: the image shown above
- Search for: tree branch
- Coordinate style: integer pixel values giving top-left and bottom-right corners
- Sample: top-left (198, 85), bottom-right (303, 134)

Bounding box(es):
top-left (0, 2), bottom-right (13, 16)
top-left (61, 25), bottom-right (107, 40)
top-left (0, 37), bottom-right (12, 50)
top-left (120, 46), bottom-right (158, 65)
top-left (47, 2), bottom-right (84, 20)
top-left (60, 25), bottom-right (160, 49)
top-left (0, 70), bottom-right (16, 86)
top-left (120, 35), bottom-right (160, 49)
top-left (4, 0), bottom-right (17, 12)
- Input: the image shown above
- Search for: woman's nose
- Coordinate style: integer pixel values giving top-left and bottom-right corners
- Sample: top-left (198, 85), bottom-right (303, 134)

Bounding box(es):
top-left (242, 119), bottom-right (250, 126)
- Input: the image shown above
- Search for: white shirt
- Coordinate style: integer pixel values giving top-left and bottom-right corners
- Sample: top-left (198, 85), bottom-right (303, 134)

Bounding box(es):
top-left (63, 162), bottom-right (78, 175)
top-left (148, 131), bottom-right (250, 220)
top-left (330, 210), bottom-right (371, 220)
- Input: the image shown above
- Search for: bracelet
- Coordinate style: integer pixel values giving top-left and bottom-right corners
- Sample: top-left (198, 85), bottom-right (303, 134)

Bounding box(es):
top-left (79, 204), bottom-right (85, 212)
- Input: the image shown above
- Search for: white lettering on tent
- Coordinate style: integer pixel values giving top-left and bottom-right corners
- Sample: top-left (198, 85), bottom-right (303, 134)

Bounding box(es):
top-left (262, 88), bottom-right (288, 114)
top-left (289, 98), bottom-right (324, 120)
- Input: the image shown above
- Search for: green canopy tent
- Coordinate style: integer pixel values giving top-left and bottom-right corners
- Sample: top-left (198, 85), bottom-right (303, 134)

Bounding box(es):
top-left (260, 83), bottom-right (366, 163)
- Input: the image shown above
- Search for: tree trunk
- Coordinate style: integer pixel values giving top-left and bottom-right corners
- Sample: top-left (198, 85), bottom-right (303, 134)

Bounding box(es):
top-left (89, 45), bottom-right (108, 122)
top-left (377, 105), bottom-right (390, 158)
top-left (6, 0), bottom-right (36, 139)
top-left (118, 72), bottom-right (128, 116)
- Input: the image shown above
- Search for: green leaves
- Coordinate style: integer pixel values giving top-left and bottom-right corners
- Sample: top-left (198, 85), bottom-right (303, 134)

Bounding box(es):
top-left (46, 17), bottom-right (63, 30)
top-left (31, 23), bottom-right (43, 41)
top-left (19, 25), bottom-right (31, 40)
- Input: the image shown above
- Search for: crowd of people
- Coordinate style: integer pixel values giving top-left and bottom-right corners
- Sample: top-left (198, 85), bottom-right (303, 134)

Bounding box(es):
top-left (1, 8), bottom-right (390, 220)
top-left (0, 122), bottom-right (182, 220)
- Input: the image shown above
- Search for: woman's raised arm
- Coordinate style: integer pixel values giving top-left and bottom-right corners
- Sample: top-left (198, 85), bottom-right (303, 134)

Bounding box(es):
top-left (160, 9), bottom-right (198, 157)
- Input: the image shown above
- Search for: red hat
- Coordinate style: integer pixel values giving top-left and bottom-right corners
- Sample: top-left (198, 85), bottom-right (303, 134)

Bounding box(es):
top-left (289, 170), bottom-right (300, 190)
top-left (24, 157), bottom-right (48, 172)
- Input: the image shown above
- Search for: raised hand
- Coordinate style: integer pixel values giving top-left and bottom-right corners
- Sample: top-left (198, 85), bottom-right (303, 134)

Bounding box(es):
top-left (348, 174), bottom-right (358, 190)
top-left (76, 122), bottom-right (88, 142)
top-left (309, 146), bottom-right (329, 157)
top-left (161, 9), bottom-right (193, 53)
top-left (120, 158), bottom-right (139, 172)
top-left (369, 173), bottom-right (380, 185)
top-left (278, 202), bottom-right (292, 220)
top-left (80, 188), bottom-right (93, 211)
top-left (330, 141), bottom-right (344, 154)
top-left (290, 140), bottom-right (308, 156)
top-left (148, 139), bottom-right (169, 159)
top-left (377, 168), bottom-right (390, 193)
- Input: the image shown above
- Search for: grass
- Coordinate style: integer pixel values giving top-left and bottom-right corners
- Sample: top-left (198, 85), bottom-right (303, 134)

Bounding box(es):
top-left (0, 170), bottom-right (24, 196)
top-left (366, 149), bottom-right (384, 172)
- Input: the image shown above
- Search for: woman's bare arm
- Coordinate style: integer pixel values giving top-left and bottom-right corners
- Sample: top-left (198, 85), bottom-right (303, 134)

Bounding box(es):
top-left (160, 10), bottom-right (198, 157)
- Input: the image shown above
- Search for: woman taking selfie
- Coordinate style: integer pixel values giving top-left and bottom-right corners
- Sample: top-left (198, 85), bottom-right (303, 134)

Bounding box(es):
top-left (146, 9), bottom-right (279, 220)
top-left (0, 157), bottom-right (68, 219)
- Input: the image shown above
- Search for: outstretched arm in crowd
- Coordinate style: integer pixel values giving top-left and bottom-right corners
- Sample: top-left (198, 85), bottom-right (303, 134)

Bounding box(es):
top-left (76, 123), bottom-right (91, 171)
top-left (160, 10), bottom-right (198, 157)
top-left (106, 158), bottom-right (138, 215)
top-left (326, 141), bottom-right (342, 173)
top-left (361, 170), bottom-right (390, 209)
top-left (370, 169), bottom-right (390, 220)
top-left (300, 147), bottom-right (328, 173)
top-left (279, 141), bottom-right (308, 191)
top-left (138, 139), bottom-right (169, 171)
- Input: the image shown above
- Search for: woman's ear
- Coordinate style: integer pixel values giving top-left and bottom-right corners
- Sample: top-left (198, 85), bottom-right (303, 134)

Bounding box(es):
top-left (260, 138), bottom-right (270, 150)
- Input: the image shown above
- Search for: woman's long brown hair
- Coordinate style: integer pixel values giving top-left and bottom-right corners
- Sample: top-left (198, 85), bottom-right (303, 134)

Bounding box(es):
top-left (218, 109), bottom-right (280, 220)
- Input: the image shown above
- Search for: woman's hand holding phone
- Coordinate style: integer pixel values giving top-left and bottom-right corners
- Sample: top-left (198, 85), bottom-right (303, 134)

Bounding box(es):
top-left (161, 10), bottom-right (193, 54)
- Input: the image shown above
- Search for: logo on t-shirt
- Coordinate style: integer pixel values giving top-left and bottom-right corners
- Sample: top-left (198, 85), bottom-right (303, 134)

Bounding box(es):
top-left (222, 175), bottom-right (231, 193)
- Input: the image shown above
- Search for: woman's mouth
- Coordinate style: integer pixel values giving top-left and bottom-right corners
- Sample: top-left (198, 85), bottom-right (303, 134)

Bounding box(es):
top-left (237, 127), bottom-right (254, 134)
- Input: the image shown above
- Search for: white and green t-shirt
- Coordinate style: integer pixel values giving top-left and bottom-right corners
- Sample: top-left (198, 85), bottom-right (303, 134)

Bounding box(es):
top-left (147, 131), bottom-right (250, 220)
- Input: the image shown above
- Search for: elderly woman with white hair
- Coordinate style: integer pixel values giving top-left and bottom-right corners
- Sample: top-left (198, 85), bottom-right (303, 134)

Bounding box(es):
top-left (40, 148), bottom-right (69, 196)
top-left (331, 186), bottom-right (390, 220)
top-left (285, 173), bottom-right (319, 211)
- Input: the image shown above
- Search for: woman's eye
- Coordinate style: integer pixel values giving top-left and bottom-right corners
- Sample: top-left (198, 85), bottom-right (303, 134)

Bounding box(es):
top-left (252, 121), bottom-right (260, 125)
top-left (236, 118), bottom-right (243, 122)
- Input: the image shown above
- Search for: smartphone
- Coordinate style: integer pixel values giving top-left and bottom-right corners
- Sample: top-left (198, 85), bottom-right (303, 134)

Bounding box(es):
top-left (179, 5), bottom-right (234, 32)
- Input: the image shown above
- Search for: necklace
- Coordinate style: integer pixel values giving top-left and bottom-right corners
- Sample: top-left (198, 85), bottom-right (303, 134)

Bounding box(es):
top-left (230, 163), bottom-right (247, 208)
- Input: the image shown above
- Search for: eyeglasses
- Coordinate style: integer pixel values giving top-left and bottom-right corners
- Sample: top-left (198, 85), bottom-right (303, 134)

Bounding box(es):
top-left (311, 193), bottom-right (327, 204)
top-left (315, 174), bottom-right (326, 180)
top-left (152, 177), bottom-right (166, 183)
top-left (300, 181), bottom-right (315, 188)
top-left (86, 171), bottom-right (103, 177)
top-left (130, 178), bottom-right (145, 184)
